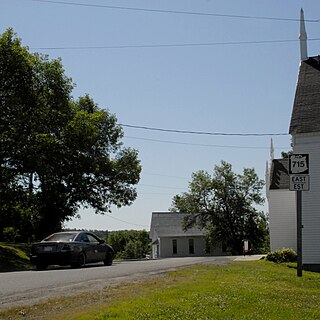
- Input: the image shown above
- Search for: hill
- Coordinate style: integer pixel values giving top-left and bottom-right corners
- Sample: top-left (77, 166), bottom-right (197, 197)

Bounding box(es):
top-left (0, 243), bottom-right (32, 272)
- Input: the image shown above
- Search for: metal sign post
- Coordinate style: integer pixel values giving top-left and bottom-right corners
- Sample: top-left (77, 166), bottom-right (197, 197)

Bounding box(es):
top-left (296, 190), bottom-right (302, 277)
top-left (289, 154), bottom-right (309, 277)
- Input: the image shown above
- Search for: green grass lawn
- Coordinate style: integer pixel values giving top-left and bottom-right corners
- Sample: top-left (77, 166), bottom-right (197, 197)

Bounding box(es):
top-left (0, 243), bottom-right (32, 272)
top-left (82, 261), bottom-right (320, 320)
top-left (2, 260), bottom-right (319, 320)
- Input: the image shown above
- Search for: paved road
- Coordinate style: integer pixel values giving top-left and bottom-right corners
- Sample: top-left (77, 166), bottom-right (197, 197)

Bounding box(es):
top-left (0, 256), bottom-right (238, 309)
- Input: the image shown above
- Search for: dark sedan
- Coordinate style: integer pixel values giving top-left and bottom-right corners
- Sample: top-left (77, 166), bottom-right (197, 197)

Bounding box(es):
top-left (30, 231), bottom-right (114, 270)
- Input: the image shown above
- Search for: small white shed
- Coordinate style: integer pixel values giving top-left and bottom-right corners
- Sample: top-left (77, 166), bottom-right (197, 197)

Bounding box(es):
top-left (150, 212), bottom-right (225, 259)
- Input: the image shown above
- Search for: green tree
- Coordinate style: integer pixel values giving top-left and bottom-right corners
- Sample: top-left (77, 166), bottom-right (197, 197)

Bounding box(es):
top-left (281, 150), bottom-right (293, 158)
top-left (170, 161), bottom-right (268, 255)
top-left (108, 230), bottom-right (150, 259)
top-left (0, 29), bottom-right (141, 240)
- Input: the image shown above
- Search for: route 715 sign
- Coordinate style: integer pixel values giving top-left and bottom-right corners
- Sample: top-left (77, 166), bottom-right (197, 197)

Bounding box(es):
top-left (289, 154), bottom-right (310, 191)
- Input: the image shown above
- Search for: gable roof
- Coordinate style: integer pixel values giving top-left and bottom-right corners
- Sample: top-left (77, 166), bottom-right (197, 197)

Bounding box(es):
top-left (150, 212), bottom-right (204, 239)
top-left (289, 56), bottom-right (320, 135)
top-left (269, 159), bottom-right (289, 190)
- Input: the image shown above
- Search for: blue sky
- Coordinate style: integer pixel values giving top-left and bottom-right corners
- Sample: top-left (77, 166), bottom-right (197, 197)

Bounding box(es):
top-left (1, 0), bottom-right (320, 231)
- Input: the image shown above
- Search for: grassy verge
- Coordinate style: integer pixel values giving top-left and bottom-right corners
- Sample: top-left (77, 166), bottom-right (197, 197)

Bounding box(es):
top-left (1, 260), bottom-right (320, 320)
top-left (0, 243), bottom-right (32, 272)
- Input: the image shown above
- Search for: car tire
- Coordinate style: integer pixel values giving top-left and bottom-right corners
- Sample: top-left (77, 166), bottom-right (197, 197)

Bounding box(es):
top-left (36, 263), bottom-right (48, 271)
top-left (104, 251), bottom-right (113, 266)
top-left (71, 252), bottom-right (86, 268)
top-left (78, 252), bottom-right (86, 268)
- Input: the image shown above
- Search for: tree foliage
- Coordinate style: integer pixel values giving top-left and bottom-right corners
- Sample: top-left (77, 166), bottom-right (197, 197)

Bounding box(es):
top-left (0, 29), bottom-right (141, 240)
top-left (108, 230), bottom-right (151, 259)
top-left (170, 161), bottom-right (268, 255)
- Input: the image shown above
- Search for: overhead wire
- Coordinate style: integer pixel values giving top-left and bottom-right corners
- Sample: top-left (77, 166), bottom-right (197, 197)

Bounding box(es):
top-left (139, 184), bottom-right (186, 190)
top-left (125, 136), bottom-right (289, 150)
top-left (105, 214), bottom-right (149, 228)
top-left (31, 38), bottom-right (320, 51)
top-left (31, 0), bottom-right (319, 22)
top-left (16, 0), bottom-right (294, 229)
top-left (120, 124), bottom-right (289, 136)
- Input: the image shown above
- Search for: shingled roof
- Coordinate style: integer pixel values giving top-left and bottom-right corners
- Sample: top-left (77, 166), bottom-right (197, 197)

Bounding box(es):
top-left (289, 56), bottom-right (320, 135)
top-left (150, 212), bottom-right (204, 238)
top-left (269, 159), bottom-right (289, 190)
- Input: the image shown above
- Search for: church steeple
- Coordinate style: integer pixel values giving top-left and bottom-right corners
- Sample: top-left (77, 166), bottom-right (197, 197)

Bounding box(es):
top-left (300, 8), bottom-right (308, 61)
top-left (270, 138), bottom-right (274, 162)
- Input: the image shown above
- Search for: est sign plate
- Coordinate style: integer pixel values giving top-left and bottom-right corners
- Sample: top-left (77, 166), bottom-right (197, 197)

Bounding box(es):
top-left (289, 175), bottom-right (309, 191)
top-left (289, 154), bottom-right (310, 191)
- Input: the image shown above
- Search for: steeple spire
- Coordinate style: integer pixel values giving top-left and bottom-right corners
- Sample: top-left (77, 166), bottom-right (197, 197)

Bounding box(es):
top-left (300, 8), bottom-right (308, 61)
top-left (270, 138), bottom-right (274, 162)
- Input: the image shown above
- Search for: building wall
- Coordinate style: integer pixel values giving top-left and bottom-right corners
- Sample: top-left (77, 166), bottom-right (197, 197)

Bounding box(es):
top-left (159, 236), bottom-right (206, 258)
top-left (154, 236), bottom-right (225, 258)
top-left (268, 189), bottom-right (296, 251)
top-left (292, 134), bottom-right (320, 264)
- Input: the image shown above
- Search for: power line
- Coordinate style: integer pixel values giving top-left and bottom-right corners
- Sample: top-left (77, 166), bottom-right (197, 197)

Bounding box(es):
top-left (31, 0), bottom-right (319, 22)
top-left (120, 124), bottom-right (289, 137)
top-left (139, 191), bottom-right (175, 195)
top-left (126, 136), bottom-right (289, 150)
top-left (143, 172), bottom-right (188, 180)
top-left (105, 214), bottom-right (149, 228)
top-left (139, 183), bottom-right (186, 190)
top-left (31, 38), bottom-right (320, 51)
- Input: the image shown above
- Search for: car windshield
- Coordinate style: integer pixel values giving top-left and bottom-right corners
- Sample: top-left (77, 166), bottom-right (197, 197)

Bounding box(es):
top-left (43, 233), bottom-right (77, 242)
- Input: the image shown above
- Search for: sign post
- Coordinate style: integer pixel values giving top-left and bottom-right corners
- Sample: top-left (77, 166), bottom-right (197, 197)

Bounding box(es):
top-left (289, 154), bottom-right (309, 277)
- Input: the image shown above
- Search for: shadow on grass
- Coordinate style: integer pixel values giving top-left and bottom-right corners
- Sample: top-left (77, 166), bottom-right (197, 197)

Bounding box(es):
top-left (0, 244), bottom-right (33, 272)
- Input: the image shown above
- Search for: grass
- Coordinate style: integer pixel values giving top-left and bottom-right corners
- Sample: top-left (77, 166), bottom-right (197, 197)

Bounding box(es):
top-left (0, 243), bottom-right (32, 272)
top-left (1, 260), bottom-right (320, 320)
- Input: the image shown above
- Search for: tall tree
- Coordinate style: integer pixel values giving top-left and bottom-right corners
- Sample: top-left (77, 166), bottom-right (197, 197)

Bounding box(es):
top-left (170, 161), bottom-right (267, 255)
top-left (0, 29), bottom-right (141, 240)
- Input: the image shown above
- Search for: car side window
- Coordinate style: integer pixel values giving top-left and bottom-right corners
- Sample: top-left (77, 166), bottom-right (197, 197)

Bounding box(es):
top-left (87, 234), bottom-right (99, 243)
top-left (76, 234), bottom-right (90, 242)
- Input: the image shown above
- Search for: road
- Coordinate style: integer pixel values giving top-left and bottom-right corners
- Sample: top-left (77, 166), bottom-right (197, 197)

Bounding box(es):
top-left (0, 256), bottom-right (237, 309)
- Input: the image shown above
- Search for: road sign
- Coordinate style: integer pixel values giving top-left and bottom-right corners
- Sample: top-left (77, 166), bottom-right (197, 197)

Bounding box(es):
top-left (289, 174), bottom-right (309, 191)
top-left (289, 154), bottom-right (310, 191)
top-left (289, 154), bottom-right (309, 175)
top-left (288, 154), bottom-right (309, 277)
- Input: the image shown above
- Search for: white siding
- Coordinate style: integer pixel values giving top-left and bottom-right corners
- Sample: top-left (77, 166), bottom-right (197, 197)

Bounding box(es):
top-left (156, 236), bottom-right (225, 258)
top-left (292, 135), bottom-right (320, 264)
top-left (269, 190), bottom-right (296, 251)
top-left (159, 236), bottom-right (206, 258)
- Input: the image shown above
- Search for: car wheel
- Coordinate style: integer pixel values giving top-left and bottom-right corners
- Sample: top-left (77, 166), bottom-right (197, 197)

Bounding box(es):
top-left (78, 252), bottom-right (86, 268)
top-left (71, 252), bottom-right (86, 268)
top-left (104, 251), bottom-right (113, 266)
top-left (36, 263), bottom-right (48, 271)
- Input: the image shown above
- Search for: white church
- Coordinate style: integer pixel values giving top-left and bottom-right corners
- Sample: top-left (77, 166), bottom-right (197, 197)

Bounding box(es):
top-left (267, 9), bottom-right (320, 272)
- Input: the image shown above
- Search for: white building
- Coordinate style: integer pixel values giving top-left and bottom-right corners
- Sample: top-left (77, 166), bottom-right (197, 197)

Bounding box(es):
top-left (267, 158), bottom-right (296, 251)
top-left (267, 9), bottom-right (320, 271)
top-left (150, 212), bottom-right (225, 259)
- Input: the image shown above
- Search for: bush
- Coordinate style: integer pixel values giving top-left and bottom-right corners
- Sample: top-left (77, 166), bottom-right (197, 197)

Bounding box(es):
top-left (3, 227), bottom-right (20, 243)
top-left (266, 248), bottom-right (297, 263)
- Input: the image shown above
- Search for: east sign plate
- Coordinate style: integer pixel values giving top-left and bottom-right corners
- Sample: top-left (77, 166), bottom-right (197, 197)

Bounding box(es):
top-left (289, 175), bottom-right (309, 191)
top-left (289, 154), bottom-right (310, 191)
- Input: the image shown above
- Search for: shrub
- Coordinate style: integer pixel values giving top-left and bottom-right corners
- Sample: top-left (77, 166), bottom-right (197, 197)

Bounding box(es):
top-left (3, 227), bottom-right (20, 243)
top-left (266, 248), bottom-right (297, 263)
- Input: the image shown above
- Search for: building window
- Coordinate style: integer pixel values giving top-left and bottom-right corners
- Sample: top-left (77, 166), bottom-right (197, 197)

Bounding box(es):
top-left (189, 239), bottom-right (194, 254)
top-left (172, 239), bottom-right (177, 254)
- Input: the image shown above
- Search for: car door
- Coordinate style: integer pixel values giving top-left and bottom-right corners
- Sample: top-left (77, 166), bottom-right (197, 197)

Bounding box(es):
top-left (86, 233), bottom-right (105, 262)
top-left (77, 233), bottom-right (95, 262)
